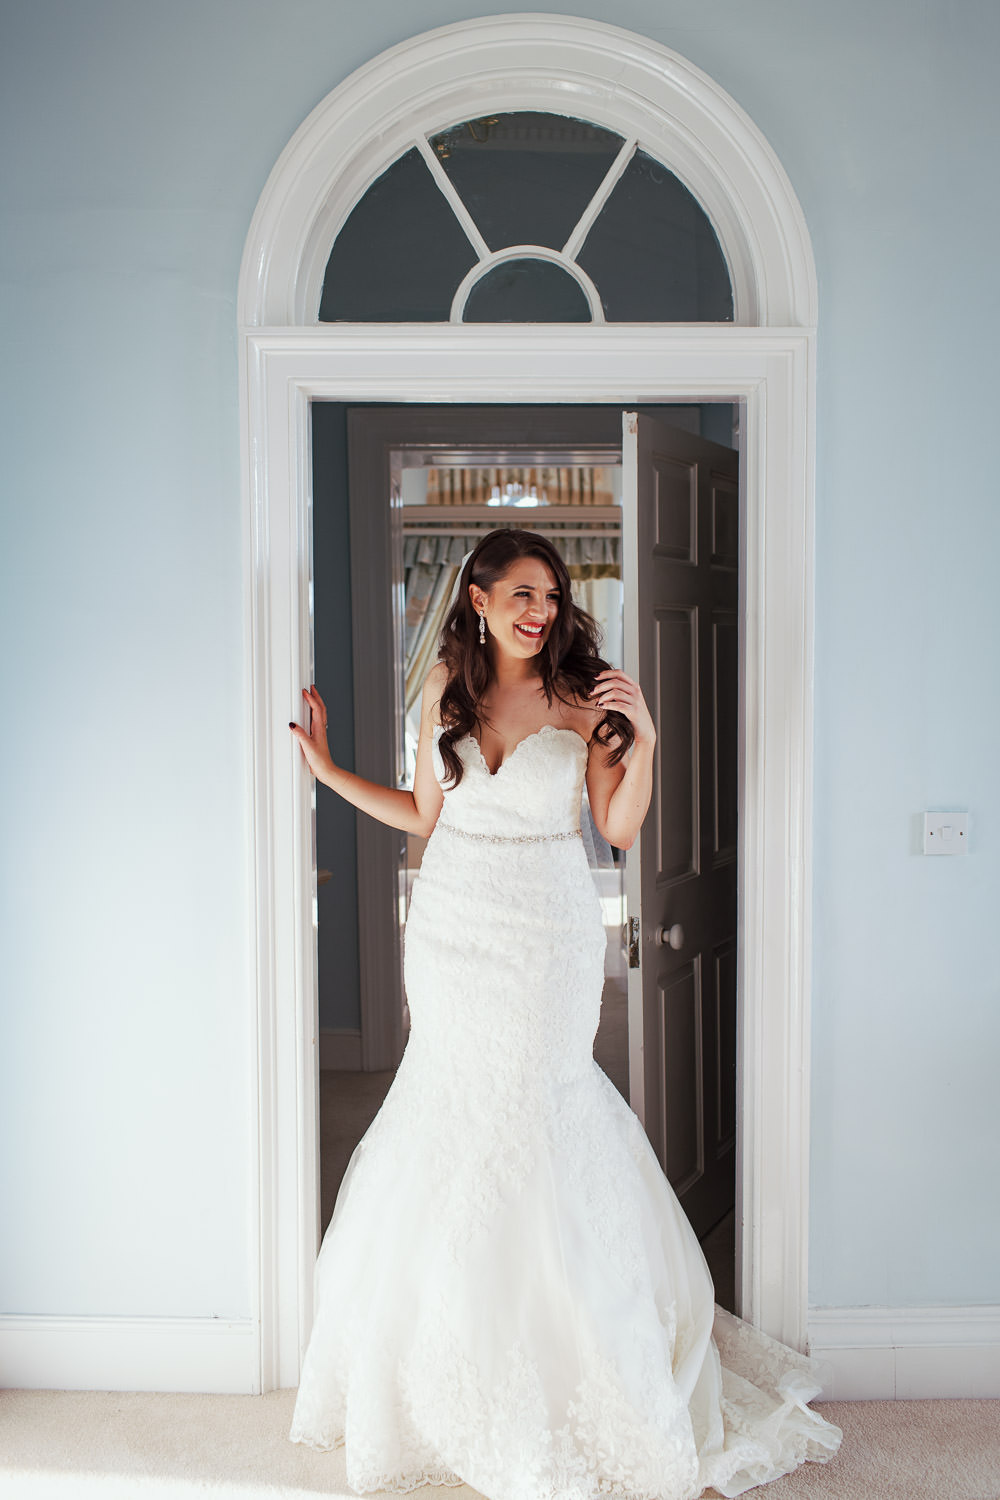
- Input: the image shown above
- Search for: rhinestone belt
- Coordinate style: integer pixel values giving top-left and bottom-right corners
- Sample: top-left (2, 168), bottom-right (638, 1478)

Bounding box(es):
top-left (436, 822), bottom-right (581, 846)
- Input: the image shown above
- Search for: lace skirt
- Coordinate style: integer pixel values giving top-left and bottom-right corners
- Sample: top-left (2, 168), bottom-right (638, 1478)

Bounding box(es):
top-left (289, 823), bottom-right (841, 1498)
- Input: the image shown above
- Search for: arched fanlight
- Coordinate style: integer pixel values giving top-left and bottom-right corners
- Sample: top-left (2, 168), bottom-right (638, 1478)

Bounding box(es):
top-left (320, 111), bottom-right (734, 324)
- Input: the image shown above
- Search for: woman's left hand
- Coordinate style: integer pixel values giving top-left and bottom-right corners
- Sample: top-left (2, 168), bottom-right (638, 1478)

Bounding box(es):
top-left (591, 670), bottom-right (656, 746)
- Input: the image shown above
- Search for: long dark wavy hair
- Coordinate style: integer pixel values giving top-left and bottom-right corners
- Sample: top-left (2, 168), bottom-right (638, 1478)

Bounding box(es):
top-left (436, 528), bottom-right (634, 787)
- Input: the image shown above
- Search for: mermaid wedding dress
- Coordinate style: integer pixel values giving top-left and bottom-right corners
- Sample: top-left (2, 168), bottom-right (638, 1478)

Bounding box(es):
top-left (289, 725), bottom-right (841, 1499)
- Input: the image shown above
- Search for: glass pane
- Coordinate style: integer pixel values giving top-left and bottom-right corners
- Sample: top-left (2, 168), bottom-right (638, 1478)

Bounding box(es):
top-left (577, 150), bottom-right (734, 321)
top-left (319, 148), bottom-right (477, 321)
top-left (429, 112), bottom-right (624, 252)
top-left (464, 259), bottom-right (591, 323)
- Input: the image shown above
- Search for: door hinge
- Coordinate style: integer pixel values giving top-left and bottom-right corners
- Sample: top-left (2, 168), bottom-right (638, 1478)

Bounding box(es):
top-left (623, 914), bottom-right (641, 969)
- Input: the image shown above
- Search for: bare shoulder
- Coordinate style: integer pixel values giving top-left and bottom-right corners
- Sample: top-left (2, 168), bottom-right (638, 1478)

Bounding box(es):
top-left (553, 676), bottom-right (602, 742)
top-left (421, 660), bottom-right (450, 726)
top-left (554, 675), bottom-right (629, 767)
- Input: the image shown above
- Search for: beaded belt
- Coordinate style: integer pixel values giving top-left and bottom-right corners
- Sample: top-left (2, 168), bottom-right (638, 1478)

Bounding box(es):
top-left (436, 822), bottom-right (581, 846)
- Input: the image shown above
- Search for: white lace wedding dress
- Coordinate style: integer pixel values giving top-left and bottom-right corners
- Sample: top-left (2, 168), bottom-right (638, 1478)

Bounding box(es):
top-left (289, 726), bottom-right (841, 1499)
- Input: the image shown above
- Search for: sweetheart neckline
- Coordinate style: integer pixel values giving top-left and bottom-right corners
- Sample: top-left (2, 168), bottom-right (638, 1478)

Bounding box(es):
top-left (465, 723), bottom-right (589, 779)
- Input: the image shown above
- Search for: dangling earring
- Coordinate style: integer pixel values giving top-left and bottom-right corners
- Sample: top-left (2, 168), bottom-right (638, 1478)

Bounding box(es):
top-left (479, 611), bottom-right (487, 645)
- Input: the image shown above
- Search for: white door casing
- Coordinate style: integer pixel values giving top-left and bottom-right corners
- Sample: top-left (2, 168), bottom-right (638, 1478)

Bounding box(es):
top-left (238, 17), bottom-right (818, 1393)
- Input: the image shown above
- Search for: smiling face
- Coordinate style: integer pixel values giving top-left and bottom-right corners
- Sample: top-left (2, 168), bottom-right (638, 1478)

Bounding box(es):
top-left (471, 556), bottom-right (561, 661)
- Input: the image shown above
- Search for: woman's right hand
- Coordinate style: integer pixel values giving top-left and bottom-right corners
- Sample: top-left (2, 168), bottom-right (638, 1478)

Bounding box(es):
top-left (287, 671), bottom-right (441, 835)
top-left (289, 684), bottom-right (335, 782)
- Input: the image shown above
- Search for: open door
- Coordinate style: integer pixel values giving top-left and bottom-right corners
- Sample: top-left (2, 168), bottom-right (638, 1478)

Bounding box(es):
top-left (622, 410), bottom-right (740, 1239)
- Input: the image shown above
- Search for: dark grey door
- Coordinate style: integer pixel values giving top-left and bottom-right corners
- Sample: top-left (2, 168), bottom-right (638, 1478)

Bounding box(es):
top-left (623, 411), bottom-right (739, 1237)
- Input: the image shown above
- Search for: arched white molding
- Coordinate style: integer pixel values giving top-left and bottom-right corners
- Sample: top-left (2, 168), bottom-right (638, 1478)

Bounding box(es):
top-left (451, 246), bottom-right (605, 323)
top-left (238, 15), bottom-right (816, 329)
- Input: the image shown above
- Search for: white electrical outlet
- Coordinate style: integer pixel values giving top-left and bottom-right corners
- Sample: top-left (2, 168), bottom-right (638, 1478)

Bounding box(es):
top-left (923, 811), bottom-right (969, 855)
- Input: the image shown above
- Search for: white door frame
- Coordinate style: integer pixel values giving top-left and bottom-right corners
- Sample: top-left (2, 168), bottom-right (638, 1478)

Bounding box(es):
top-left (237, 18), bottom-right (818, 1393)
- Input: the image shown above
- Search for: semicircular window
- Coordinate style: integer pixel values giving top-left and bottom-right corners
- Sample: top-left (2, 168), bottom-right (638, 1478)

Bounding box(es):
top-left (319, 112), bottom-right (733, 324)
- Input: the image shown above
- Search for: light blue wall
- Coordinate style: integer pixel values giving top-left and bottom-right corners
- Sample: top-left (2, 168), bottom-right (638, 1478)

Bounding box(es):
top-left (1, 1), bottom-right (997, 1321)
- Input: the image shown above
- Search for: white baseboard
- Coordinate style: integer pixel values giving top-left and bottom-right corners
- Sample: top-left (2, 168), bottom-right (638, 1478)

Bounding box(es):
top-left (0, 1315), bottom-right (259, 1393)
top-left (808, 1305), bottom-right (1000, 1399)
top-left (7, 1306), bottom-right (997, 1400)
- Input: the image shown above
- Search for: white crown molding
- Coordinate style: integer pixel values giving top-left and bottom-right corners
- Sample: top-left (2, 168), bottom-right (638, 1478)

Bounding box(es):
top-left (809, 1306), bottom-right (1000, 1399)
top-left (238, 14), bottom-right (816, 329)
top-left (0, 1315), bottom-right (258, 1394)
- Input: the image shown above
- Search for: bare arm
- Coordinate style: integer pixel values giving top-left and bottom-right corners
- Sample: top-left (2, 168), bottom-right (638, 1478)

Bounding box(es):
top-left (289, 667), bottom-right (445, 837)
top-left (583, 670), bottom-right (656, 851)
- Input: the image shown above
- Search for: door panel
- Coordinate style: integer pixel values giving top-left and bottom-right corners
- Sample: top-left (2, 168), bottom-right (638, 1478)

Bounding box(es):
top-left (654, 457), bottom-right (697, 559)
top-left (712, 611), bottom-right (739, 859)
top-left (710, 471), bottom-right (739, 570)
top-left (623, 411), bottom-right (739, 1238)
top-left (714, 938), bottom-right (738, 1154)
top-left (660, 960), bottom-right (703, 1195)
top-left (654, 607), bottom-right (697, 881)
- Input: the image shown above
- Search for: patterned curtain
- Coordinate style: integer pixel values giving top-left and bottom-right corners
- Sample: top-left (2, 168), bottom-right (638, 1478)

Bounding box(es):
top-left (562, 533), bottom-right (621, 581)
top-left (403, 535), bottom-right (479, 716)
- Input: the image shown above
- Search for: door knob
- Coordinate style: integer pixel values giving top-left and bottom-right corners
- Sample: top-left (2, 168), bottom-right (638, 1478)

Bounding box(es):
top-left (656, 923), bottom-right (684, 950)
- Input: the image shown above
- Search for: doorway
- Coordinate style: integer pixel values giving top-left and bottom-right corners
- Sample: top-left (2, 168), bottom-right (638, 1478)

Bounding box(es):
top-left (314, 400), bottom-right (741, 1313)
top-left (242, 333), bottom-right (816, 1389)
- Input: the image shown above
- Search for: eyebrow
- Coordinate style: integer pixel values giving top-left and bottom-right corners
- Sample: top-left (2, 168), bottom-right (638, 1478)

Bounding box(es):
top-left (506, 579), bottom-right (560, 591)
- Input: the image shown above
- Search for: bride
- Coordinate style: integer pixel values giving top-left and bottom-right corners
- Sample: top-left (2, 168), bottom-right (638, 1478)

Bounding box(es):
top-left (287, 528), bottom-right (841, 1500)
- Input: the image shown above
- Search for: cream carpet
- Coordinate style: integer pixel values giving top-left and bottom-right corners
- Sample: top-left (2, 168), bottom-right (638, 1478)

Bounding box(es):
top-left (1, 1389), bottom-right (999, 1500)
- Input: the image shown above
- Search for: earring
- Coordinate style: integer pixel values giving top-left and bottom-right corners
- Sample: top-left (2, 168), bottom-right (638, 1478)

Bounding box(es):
top-left (479, 611), bottom-right (486, 645)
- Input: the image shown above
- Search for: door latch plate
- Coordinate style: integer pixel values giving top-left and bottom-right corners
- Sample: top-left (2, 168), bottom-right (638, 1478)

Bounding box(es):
top-left (623, 915), bottom-right (641, 969)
